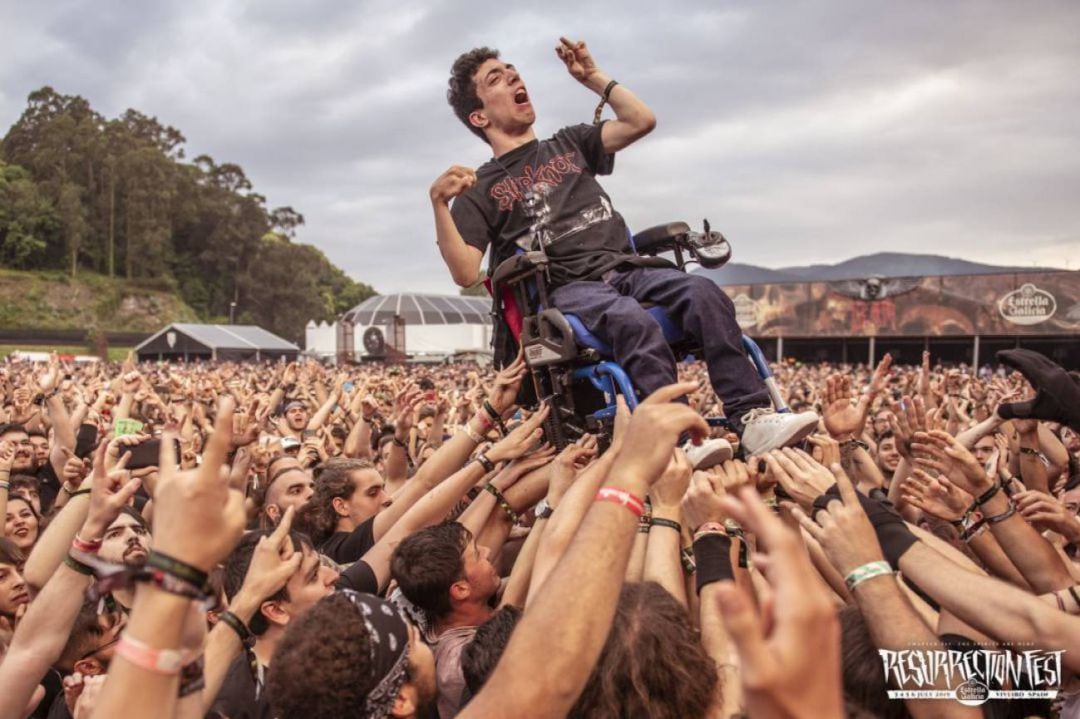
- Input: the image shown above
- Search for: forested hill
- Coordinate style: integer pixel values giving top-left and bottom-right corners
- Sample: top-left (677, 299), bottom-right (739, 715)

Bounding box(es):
top-left (0, 87), bottom-right (375, 341)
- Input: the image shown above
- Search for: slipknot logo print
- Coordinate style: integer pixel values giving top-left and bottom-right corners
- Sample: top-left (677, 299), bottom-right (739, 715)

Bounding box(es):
top-left (490, 151), bottom-right (583, 211)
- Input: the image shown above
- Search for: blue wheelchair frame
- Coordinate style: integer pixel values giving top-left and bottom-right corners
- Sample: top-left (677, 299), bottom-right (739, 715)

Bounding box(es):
top-left (490, 223), bottom-right (785, 448)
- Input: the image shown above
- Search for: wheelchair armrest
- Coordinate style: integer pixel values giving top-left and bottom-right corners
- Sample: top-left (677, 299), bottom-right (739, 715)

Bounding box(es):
top-left (632, 222), bottom-right (691, 255)
top-left (492, 251), bottom-right (549, 288)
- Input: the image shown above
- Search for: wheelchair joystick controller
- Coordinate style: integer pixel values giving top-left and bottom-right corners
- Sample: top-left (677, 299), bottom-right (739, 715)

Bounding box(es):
top-left (685, 218), bottom-right (732, 269)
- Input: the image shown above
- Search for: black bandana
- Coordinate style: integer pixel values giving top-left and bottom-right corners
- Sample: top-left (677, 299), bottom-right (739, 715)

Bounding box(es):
top-left (340, 590), bottom-right (411, 718)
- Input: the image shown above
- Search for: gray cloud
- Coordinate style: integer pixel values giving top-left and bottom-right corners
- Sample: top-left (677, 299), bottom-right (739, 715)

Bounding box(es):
top-left (2, 0), bottom-right (1078, 298)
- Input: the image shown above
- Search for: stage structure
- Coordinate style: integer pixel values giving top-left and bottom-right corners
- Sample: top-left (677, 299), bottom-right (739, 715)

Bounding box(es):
top-left (711, 270), bottom-right (1080, 368)
top-left (306, 293), bottom-right (493, 363)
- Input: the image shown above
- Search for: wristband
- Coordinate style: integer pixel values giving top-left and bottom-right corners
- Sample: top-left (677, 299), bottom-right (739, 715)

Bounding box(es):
top-left (482, 400), bottom-right (508, 436)
top-left (483, 482), bottom-right (518, 523)
top-left (1019, 446), bottom-right (1044, 459)
top-left (475, 453), bottom-right (496, 474)
top-left (392, 435), bottom-right (408, 449)
top-left (974, 482), bottom-right (1002, 507)
top-left (73, 534), bottom-right (103, 553)
top-left (813, 485), bottom-right (917, 570)
top-left (680, 546), bottom-right (697, 575)
top-left (462, 422), bottom-right (485, 444)
top-left (146, 551), bottom-right (211, 595)
top-left (1069, 586), bottom-right (1080, 612)
top-left (69, 488), bottom-right (92, 499)
top-left (65, 554), bottom-right (96, 576)
top-left (534, 498), bottom-right (554, 520)
top-left (694, 533), bottom-right (734, 594)
top-left (116, 634), bottom-right (183, 675)
top-left (844, 560), bottom-right (893, 592)
top-left (0, 481), bottom-right (8, 491)
top-left (593, 79), bottom-right (619, 124)
top-left (984, 501), bottom-right (1017, 525)
top-left (650, 517), bottom-right (682, 534)
top-left (595, 487), bottom-right (645, 518)
top-left (219, 611), bottom-right (255, 648)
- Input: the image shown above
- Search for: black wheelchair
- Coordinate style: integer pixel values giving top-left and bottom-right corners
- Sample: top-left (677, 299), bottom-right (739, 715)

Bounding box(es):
top-left (488, 204), bottom-right (788, 451)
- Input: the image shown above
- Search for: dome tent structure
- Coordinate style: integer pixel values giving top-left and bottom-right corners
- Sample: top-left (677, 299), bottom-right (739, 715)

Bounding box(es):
top-left (306, 293), bottom-right (493, 362)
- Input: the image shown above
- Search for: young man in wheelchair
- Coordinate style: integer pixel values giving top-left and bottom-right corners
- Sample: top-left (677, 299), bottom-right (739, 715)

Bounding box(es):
top-left (429, 38), bottom-right (818, 461)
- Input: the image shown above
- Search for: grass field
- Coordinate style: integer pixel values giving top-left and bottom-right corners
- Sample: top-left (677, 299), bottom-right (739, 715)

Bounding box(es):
top-left (0, 344), bottom-right (133, 362)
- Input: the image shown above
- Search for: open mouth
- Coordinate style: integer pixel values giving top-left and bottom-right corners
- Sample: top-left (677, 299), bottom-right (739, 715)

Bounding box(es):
top-left (513, 88), bottom-right (530, 106)
top-left (13, 528), bottom-right (29, 538)
top-left (13, 592), bottom-right (29, 605)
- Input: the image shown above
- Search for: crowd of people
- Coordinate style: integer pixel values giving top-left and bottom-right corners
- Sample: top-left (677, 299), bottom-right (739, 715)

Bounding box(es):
top-left (0, 348), bottom-right (1077, 718)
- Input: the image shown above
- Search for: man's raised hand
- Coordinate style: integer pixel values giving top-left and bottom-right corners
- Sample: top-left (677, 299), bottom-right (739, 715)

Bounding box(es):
top-left (430, 165), bottom-right (477, 205)
top-left (555, 37), bottom-right (598, 84)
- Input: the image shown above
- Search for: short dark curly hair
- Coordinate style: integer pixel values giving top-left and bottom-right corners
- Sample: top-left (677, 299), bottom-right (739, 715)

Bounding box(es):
top-left (462, 604), bottom-right (522, 696)
top-left (267, 592), bottom-right (380, 719)
top-left (391, 522), bottom-right (470, 621)
top-left (222, 529), bottom-right (313, 636)
top-left (448, 47), bottom-right (500, 143)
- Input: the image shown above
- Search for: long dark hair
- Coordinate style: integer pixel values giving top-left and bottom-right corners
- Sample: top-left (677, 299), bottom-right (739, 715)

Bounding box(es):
top-left (570, 582), bottom-right (718, 719)
top-left (294, 458), bottom-right (374, 546)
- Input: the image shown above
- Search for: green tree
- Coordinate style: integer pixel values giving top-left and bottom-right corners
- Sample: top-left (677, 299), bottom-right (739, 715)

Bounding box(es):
top-left (0, 160), bottom-right (56, 268)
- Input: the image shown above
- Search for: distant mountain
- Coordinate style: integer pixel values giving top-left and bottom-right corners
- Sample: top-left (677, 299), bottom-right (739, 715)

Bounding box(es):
top-left (694, 252), bottom-right (1064, 285)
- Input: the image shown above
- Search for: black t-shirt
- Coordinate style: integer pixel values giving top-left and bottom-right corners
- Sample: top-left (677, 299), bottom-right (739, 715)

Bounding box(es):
top-left (36, 462), bottom-right (61, 514)
top-left (319, 516), bottom-right (377, 565)
top-left (211, 654), bottom-right (272, 719)
top-left (451, 123), bottom-right (639, 289)
top-left (336, 557), bottom-right (379, 595)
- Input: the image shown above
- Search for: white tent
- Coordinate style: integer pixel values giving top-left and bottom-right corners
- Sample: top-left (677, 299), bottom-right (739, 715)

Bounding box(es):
top-left (306, 293), bottom-right (492, 362)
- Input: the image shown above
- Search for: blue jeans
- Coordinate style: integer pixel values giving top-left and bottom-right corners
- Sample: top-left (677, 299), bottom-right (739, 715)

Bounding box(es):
top-left (549, 267), bottom-right (770, 425)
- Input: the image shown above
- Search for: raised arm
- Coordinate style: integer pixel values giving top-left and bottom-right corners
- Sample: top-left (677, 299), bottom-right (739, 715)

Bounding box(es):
top-left (555, 37), bottom-right (655, 153)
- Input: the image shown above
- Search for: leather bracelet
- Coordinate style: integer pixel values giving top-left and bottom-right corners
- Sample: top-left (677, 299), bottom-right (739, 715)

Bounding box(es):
top-left (219, 611), bottom-right (255, 648)
top-left (593, 79), bottom-right (619, 124)
top-left (392, 435), bottom-right (408, 449)
top-left (482, 401), bottom-right (507, 436)
top-left (69, 488), bottom-right (91, 498)
top-left (1019, 446), bottom-right (1044, 457)
top-left (475, 453), bottom-right (495, 473)
top-left (0, 481), bottom-right (8, 491)
top-left (483, 482), bottom-right (517, 523)
top-left (650, 517), bottom-right (682, 534)
top-left (974, 481), bottom-right (1002, 507)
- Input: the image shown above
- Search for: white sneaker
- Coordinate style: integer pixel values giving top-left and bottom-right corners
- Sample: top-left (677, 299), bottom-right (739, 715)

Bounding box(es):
top-left (739, 408), bottom-right (820, 455)
top-left (682, 438), bottom-right (733, 470)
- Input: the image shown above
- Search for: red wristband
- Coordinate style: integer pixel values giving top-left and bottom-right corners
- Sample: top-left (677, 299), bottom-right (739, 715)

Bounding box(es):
top-left (115, 634), bottom-right (184, 675)
top-left (595, 487), bottom-right (646, 518)
top-left (72, 534), bottom-right (102, 554)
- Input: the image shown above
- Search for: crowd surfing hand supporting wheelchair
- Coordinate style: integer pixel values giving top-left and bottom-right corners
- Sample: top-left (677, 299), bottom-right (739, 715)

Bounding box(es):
top-left (489, 193), bottom-right (786, 450)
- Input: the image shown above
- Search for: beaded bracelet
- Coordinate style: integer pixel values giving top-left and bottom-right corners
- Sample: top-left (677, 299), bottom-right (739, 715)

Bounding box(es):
top-left (844, 561), bottom-right (893, 592)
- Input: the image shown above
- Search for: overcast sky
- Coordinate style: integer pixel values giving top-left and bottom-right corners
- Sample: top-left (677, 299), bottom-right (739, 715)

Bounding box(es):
top-left (2, 0), bottom-right (1078, 295)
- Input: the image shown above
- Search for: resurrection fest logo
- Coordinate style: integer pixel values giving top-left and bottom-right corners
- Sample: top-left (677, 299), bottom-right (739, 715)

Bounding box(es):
top-left (879, 646), bottom-right (1064, 705)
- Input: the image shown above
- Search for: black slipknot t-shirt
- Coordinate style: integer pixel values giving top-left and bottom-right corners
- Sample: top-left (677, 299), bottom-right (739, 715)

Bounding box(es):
top-left (451, 122), bottom-right (642, 289)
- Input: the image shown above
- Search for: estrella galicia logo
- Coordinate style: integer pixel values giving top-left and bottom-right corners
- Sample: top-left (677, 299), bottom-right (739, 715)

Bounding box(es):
top-left (999, 284), bottom-right (1056, 326)
top-left (954, 679), bottom-right (990, 706)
